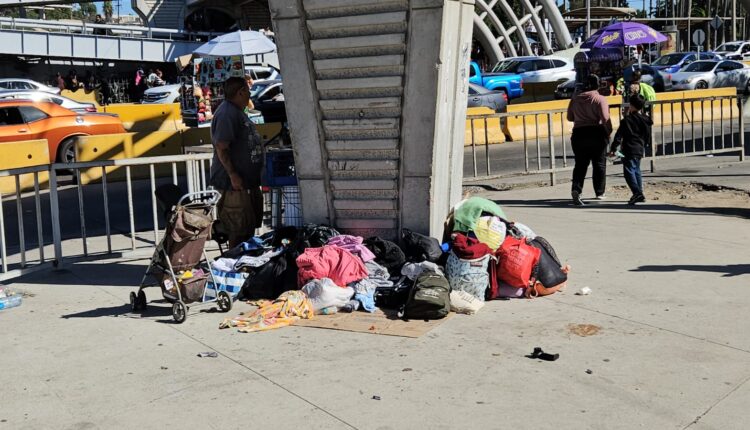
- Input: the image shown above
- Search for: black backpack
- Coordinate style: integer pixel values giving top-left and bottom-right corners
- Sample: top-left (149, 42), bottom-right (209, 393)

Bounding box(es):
top-left (364, 236), bottom-right (406, 277)
top-left (399, 271), bottom-right (451, 320)
top-left (401, 229), bottom-right (444, 263)
top-left (374, 276), bottom-right (414, 309)
top-left (529, 236), bottom-right (567, 288)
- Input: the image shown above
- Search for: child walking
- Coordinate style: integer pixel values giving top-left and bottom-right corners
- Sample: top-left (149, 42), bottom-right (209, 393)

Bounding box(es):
top-left (610, 94), bottom-right (652, 205)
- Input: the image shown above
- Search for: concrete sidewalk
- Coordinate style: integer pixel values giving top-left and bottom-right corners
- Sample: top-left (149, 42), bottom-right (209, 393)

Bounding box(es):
top-left (1, 169), bottom-right (749, 429)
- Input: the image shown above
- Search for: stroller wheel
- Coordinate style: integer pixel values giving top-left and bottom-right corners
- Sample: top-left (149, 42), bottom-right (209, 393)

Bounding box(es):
top-left (137, 290), bottom-right (148, 311)
top-left (217, 291), bottom-right (232, 312)
top-left (130, 292), bottom-right (139, 312)
top-left (172, 301), bottom-right (187, 323)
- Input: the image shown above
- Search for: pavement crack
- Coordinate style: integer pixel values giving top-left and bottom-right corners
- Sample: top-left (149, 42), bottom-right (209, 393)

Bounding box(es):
top-left (681, 373), bottom-right (750, 429)
top-left (167, 325), bottom-right (359, 430)
top-left (551, 299), bottom-right (750, 355)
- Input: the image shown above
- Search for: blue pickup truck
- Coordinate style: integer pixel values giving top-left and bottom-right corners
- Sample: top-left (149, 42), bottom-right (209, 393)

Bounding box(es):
top-left (468, 61), bottom-right (524, 100)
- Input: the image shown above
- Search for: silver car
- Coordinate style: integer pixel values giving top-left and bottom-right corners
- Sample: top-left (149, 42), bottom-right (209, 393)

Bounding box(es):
top-left (0, 90), bottom-right (96, 113)
top-left (671, 60), bottom-right (750, 93)
top-left (0, 78), bottom-right (61, 94)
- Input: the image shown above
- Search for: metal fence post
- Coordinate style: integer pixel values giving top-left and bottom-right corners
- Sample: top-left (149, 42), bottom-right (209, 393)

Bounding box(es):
top-left (739, 98), bottom-right (745, 162)
top-left (548, 114), bottom-right (556, 186)
top-left (49, 167), bottom-right (63, 268)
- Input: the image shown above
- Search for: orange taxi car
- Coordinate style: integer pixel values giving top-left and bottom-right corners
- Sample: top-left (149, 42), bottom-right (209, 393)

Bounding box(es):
top-left (0, 99), bottom-right (125, 163)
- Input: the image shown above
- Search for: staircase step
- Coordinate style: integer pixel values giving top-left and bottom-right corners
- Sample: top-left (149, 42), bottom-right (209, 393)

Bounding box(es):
top-left (310, 33), bottom-right (404, 52)
top-left (330, 169), bottom-right (399, 179)
top-left (331, 179), bottom-right (397, 190)
top-left (328, 149), bottom-right (400, 160)
top-left (315, 65), bottom-right (404, 80)
top-left (318, 86), bottom-right (403, 100)
top-left (317, 76), bottom-right (403, 91)
top-left (312, 44), bottom-right (406, 60)
top-left (337, 209), bottom-right (399, 219)
top-left (314, 55), bottom-right (404, 71)
top-left (333, 199), bottom-right (397, 210)
top-left (325, 138), bottom-right (399, 151)
top-left (305, 0), bottom-right (408, 20)
top-left (333, 189), bottom-right (399, 200)
top-left (335, 218), bottom-right (397, 229)
top-left (335, 228), bottom-right (398, 240)
top-left (307, 12), bottom-right (407, 39)
top-left (325, 129), bottom-right (400, 140)
top-left (319, 97), bottom-right (401, 111)
top-left (328, 159), bottom-right (398, 171)
top-left (322, 106), bottom-right (401, 120)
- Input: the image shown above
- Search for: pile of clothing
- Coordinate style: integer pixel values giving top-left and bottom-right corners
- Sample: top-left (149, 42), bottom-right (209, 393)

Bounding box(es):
top-left (217, 197), bottom-right (570, 332)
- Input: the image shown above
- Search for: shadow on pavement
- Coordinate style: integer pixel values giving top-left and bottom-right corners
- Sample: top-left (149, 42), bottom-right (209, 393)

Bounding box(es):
top-left (19, 261), bottom-right (147, 287)
top-left (630, 264), bottom-right (750, 277)
top-left (491, 198), bottom-right (750, 219)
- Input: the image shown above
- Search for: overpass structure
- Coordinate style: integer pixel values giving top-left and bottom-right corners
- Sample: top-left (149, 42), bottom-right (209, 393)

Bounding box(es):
top-left (0, 17), bottom-right (206, 62)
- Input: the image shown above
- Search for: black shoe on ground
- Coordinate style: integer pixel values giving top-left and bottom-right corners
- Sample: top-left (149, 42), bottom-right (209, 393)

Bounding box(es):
top-left (628, 194), bottom-right (646, 205)
top-left (572, 191), bottom-right (585, 206)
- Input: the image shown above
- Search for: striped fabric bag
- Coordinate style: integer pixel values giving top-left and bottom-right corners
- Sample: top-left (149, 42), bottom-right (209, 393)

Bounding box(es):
top-left (203, 269), bottom-right (249, 301)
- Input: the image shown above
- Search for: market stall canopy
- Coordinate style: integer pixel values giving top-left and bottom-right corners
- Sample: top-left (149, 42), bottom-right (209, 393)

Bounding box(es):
top-left (581, 22), bottom-right (667, 49)
top-left (175, 53), bottom-right (194, 71)
top-left (193, 30), bottom-right (277, 57)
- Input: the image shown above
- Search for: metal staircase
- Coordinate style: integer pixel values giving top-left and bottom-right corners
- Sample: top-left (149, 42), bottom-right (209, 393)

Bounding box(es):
top-left (302, 0), bottom-right (408, 238)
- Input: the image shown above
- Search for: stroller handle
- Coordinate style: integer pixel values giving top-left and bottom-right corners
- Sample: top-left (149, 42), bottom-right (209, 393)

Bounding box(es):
top-left (178, 190), bottom-right (222, 207)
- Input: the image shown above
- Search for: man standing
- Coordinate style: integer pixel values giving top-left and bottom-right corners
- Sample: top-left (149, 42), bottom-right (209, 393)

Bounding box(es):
top-left (210, 77), bottom-right (264, 247)
top-left (566, 74), bottom-right (612, 206)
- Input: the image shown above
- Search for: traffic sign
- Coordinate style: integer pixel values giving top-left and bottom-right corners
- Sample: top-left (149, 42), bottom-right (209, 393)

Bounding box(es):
top-left (710, 15), bottom-right (724, 30)
top-left (692, 29), bottom-right (706, 46)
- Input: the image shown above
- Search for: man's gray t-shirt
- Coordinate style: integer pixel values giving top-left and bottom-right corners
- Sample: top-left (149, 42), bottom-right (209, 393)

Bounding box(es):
top-left (209, 101), bottom-right (263, 190)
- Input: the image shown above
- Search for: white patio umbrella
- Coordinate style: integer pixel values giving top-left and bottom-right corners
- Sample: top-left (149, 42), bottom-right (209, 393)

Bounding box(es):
top-left (193, 30), bottom-right (276, 57)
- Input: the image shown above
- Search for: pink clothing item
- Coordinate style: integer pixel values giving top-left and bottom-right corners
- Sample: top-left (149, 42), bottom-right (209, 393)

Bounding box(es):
top-left (566, 89), bottom-right (612, 133)
top-left (326, 235), bottom-right (376, 262)
top-left (296, 246), bottom-right (369, 288)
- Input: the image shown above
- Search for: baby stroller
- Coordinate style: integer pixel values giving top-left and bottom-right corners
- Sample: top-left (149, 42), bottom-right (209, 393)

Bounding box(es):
top-left (130, 189), bottom-right (232, 323)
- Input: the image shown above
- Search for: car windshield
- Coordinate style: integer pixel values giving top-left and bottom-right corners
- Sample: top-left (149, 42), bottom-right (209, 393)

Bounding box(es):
top-left (652, 54), bottom-right (685, 66)
top-left (683, 62), bottom-right (717, 72)
top-left (491, 60), bottom-right (524, 73)
top-left (717, 43), bottom-right (741, 51)
top-left (250, 82), bottom-right (272, 99)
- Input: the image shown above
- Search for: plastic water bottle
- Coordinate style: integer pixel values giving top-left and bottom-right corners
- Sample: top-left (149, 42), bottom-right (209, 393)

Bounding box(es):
top-left (0, 288), bottom-right (22, 310)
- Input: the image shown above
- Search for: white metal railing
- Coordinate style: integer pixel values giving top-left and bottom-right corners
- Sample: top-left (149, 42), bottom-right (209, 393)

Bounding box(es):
top-left (0, 16), bottom-right (219, 41)
top-left (464, 94), bottom-right (747, 183)
top-left (0, 153), bottom-right (213, 281)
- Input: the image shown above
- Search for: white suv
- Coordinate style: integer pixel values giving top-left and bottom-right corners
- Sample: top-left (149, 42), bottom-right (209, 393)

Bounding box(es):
top-left (714, 41), bottom-right (750, 61)
top-left (142, 65), bottom-right (281, 104)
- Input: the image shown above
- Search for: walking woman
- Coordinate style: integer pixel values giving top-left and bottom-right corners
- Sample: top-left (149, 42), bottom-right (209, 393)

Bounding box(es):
top-left (566, 75), bottom-right (613, 206)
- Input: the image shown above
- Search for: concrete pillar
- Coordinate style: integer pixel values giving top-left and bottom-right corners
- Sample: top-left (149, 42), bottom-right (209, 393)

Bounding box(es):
top-left (270, 0), bottom-right (473, 240)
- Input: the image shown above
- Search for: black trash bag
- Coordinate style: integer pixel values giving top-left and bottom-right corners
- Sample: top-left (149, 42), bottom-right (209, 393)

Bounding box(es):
top-left (364, 236), bottom-right (406, 277)
top-left (287, 224), bottom-right (340, 258)
top-left (238, 252), bottom-right (298, 300)
top-left (374, 276), bottom-right (414, 310)
top-left (529, 236), bottom-right (567, 288)
top-left (401, 229), bottom-right (443, 263)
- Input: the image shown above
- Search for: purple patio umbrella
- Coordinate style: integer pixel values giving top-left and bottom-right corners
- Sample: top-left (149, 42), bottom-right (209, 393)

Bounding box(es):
top-left (581, 22), bottom-right (667, 49)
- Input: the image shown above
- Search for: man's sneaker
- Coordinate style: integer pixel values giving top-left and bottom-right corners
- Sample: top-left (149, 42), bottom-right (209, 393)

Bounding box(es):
top-left (572, 191), bottom-right (585, 206)
top-left (594, 194), bottom-right (606, 200)
top-left (628, 194), bottom-right (646, 205)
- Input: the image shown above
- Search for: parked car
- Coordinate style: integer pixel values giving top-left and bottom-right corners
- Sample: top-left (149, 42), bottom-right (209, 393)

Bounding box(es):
top-left (0, 78), bottom-right (61, 95)
top-left (624, 64), bottom-right (673, 92)
top-left (0, 90), bottom-right (96, 113)
top-left (554, 79), bottom-right (577, 99)
top-left (714, 41), bottom-right (750, 61)
top-left (671, 60), bottom-right (750, 92)
top-left (491, 56), bottom-right (575, 85)
top-left (650, 52), bottom-right (721, 74)
top-left (250, 79), bottom-right (286, 123)
top-left (142, 83), bottom-right (181, 104)
top-left (467, 83), bottom-right (508, 112)
top-left (0, 100), bottom-right (125, 163)
top-left (468, 61), bottom-right (524, 100)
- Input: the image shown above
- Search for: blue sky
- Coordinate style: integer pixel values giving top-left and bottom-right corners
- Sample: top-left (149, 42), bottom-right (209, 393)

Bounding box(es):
top-left (96, 1), bottom-right (135, 17)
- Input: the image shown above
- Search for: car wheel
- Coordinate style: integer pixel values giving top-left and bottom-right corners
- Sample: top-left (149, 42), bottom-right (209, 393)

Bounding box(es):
top-left (57, 137), bottom-right (77, 163)
top-left (695, 81), bottom-right (708, 90)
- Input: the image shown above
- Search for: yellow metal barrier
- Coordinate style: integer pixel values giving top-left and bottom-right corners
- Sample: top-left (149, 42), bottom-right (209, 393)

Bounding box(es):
top-left (0, 139), bottom-right (50, 193)
top-left (61, 89), bottom-right (101, 107)
top-left (76, 131), bottom-right (183, 184)
top-left (99, 103), bottom-right (182, 132)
